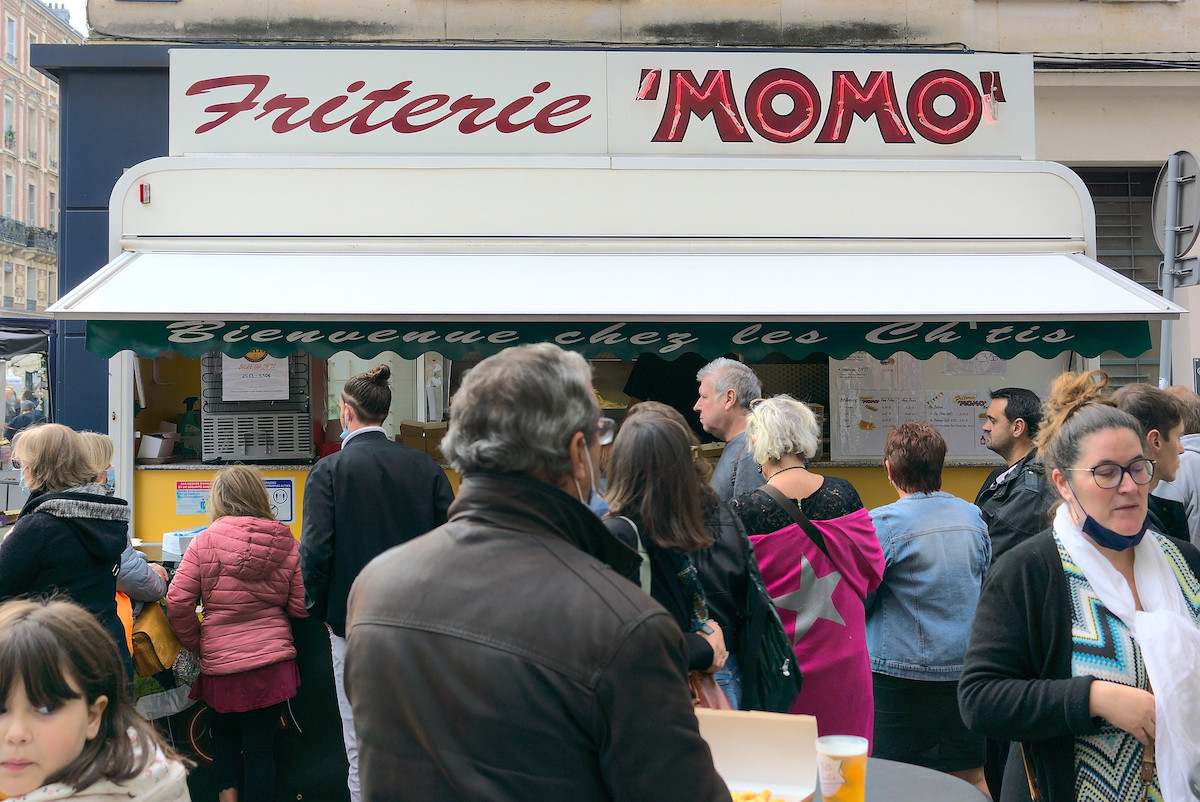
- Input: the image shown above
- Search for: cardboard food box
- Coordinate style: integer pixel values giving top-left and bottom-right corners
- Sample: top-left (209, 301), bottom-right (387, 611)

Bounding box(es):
top-left (695, 709), bottom-right (818, 802)
top-left (136, 424), bottom-right (182, 461)
top-left (398, 420), bottom-right (448, 458)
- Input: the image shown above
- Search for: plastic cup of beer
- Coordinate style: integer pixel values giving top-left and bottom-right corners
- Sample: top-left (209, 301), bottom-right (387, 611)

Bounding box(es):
top-left (815, 735), bottom-right (868, 802)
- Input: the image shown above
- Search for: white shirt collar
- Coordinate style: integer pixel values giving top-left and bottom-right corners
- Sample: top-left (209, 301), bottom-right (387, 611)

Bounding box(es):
top-left (341, 425), bottom-right (387, 447)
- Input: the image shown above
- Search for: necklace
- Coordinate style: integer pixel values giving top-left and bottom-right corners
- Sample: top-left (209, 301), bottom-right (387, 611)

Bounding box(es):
top-left (767, 465), bottom-right (806, 482)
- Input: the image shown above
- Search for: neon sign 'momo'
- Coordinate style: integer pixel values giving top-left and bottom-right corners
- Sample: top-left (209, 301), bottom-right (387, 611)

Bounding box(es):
top-left (638, 67), bottom-right (1005, 145)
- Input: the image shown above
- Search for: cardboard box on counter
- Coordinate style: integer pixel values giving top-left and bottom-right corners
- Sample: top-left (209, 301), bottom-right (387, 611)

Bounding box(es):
top-left (695, 709), bottom-right (818, 802)
top-left (398, 420), bottom-right (447, 458)
top-left (137, 423), bottom-right (182, 461)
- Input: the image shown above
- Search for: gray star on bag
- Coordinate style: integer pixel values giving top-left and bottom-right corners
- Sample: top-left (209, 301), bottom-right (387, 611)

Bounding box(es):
top-left (772, 553), bottom-right (844, 644)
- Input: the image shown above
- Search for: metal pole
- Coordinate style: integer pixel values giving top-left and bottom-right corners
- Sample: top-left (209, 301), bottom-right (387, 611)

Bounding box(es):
top-left (1160, 153), bottom-right (1181, 389)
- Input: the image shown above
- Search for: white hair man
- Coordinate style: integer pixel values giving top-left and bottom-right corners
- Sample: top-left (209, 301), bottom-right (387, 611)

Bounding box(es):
top-left (695, 357), bottom-right (765, 503)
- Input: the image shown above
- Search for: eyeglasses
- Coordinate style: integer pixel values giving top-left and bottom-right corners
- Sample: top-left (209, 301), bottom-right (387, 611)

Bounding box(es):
top-left (597, 417), bottom-right (615, 446)
top-left (1064, 458), bottom-right (1155, 489)
top-left (749, 398), bottom-right (766, 410)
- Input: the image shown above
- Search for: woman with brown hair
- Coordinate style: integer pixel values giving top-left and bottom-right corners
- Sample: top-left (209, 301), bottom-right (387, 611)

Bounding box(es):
top-left (167, 464), bottom-right (307, 802)
top-left (603, 413), bottom-right (728, 676)
top-left (960, 371), bottom-right (1200, 802)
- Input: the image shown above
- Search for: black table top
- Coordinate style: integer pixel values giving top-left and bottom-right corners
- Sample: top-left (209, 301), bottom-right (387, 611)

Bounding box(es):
top-left (813, 757), bottom-right (990, 802)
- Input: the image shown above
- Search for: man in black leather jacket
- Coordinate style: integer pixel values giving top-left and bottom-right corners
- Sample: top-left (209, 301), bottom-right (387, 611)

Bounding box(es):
top-left (975, 387), bottom-right (1057, 564)
top-left (344, 343), bottom-right (728, 802)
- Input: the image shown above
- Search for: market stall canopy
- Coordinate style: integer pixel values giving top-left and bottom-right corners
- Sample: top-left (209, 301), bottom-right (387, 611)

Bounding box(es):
top-left (0, 320), bottom-right (51, 360)
top-left (50, 249), bottom-right (1179, 362)
top-left (46, 155), bottom-right (1184, 362)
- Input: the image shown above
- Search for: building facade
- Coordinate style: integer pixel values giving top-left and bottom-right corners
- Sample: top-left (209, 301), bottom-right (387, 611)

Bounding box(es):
top-left (35, 1), bottom-right (1200, 430)
top-left (1, 0), bottom-right (78, 316)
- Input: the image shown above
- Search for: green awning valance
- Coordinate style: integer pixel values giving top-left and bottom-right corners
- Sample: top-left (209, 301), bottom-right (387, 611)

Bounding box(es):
top-left (85, 318), bottom-right (1151, 362)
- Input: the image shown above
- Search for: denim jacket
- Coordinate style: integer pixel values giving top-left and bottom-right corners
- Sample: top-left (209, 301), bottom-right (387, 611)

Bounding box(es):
top-left (866, 492), bottom-right (990, 680)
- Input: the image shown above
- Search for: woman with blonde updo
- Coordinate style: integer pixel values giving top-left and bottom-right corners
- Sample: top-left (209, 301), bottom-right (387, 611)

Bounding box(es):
top-left (960, 370), bottom-right (1200, 802)
top-left (728, 395), bottom-right (884, 743)
top-left (0, 423), bottom-right (135, 684)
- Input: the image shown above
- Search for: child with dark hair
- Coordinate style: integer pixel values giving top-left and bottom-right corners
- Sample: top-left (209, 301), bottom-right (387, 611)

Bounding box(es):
top-left (0, 597), bottom-right (189, 801)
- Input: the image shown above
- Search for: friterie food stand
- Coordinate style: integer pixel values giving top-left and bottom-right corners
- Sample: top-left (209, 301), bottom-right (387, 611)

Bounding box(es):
top-left (47, 47), bottom-right (1180, 548)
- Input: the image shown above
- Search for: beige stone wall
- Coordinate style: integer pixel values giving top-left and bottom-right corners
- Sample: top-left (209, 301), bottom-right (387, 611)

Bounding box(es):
top-left (84, 0), bottom-right (1200, 55)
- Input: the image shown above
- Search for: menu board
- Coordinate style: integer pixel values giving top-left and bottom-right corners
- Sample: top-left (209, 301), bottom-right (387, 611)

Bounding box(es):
top-left (831, 351), bottom-right (1068, 460)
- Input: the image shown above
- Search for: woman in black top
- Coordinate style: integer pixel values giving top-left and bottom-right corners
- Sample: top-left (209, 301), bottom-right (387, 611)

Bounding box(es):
top-left (603, 411), bottom-right (727, 676)
top-left (627, 401), bottom-right (768, 708)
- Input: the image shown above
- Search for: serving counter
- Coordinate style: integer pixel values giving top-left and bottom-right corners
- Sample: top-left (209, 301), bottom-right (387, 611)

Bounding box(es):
top-left (129, 457), bottom-right (993, 560)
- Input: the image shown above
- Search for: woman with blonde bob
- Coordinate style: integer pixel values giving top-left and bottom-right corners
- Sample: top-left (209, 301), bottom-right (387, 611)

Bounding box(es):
top-left (167, 464), bottom-right (307, 802)
top-left (0, 423), bottom-right (135, 684)
top-left (960, 371), bottom-right (1200, 802)
top-left (729, 395), bottom-right (884, 744)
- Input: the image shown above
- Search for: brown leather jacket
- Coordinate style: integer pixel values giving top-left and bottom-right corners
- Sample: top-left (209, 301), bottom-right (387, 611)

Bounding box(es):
top-left (345, 472), bottom-right (729, 801)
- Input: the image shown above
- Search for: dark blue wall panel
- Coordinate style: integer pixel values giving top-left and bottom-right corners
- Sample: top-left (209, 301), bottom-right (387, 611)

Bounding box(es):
top-left (36, 46), bottom-right (170, 429)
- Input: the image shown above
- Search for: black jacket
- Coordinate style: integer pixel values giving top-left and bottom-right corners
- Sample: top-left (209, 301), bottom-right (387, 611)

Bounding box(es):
top-left (1147, 494), bottom-right (1191, 544)
top-left (975, 448), bottom-right (1058, 563)
top-left (691, 501), bottom-right (756, 656)
top-left (959, 530), bottom-right (1200, 802)
top-left (344, 472), bottom-right (728, 802)
top-left (299, 430), bottom-right (454, 636)
top-left (0, 486), bottom-right (131, 678)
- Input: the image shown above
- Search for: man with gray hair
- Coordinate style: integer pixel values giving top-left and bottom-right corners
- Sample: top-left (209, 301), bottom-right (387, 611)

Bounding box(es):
top-left (695, 356), bottom-right (765, 503)
top-left (344, 343), bottom-right (727, 801)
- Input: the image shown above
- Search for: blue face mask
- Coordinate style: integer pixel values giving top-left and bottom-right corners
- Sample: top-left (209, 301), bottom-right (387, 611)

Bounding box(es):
top-left (1069, 483), bottom-right (1148, 551)
top-left (18, 474), bottom-right (30, 496)
top-left (104, 466), bottom-right (116, 494)
top-left (587, 491), bottom-right (610, 519)
top-left (340, 427), bottom-right (350, 440)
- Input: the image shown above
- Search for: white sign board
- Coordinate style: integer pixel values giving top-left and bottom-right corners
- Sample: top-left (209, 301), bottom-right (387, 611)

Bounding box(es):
top-left (221, 353), bottom-right (289, 401)
top-left (170, 49), bottom-right (1035, 159)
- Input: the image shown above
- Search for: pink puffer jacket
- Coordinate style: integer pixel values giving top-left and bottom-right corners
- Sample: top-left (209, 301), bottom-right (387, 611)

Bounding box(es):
top-left (166, 515), bottom-right (307, 676)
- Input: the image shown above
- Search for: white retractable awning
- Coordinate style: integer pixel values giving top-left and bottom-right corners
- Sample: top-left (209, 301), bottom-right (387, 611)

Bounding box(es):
top-left (51, 249), bottom-right (1178, 322)
top-left (49, 248), bottom-right (1179, 362)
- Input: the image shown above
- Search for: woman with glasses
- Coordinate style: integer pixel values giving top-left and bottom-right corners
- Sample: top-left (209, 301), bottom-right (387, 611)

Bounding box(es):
top-left (960, 370), bottom-right (1200, 802)
top-left (728, 395), bottom-right (885, 743)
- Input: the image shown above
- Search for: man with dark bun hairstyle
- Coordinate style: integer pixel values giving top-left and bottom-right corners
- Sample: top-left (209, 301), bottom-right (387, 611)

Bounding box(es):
top-left (300, 363), bottom-right (454, 802)
top-left (975, 387), bottom-right (1057, 565)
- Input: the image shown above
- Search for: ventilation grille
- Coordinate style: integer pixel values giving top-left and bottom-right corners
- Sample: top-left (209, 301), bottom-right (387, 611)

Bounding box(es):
top-left (201, 413), bottom-right (312, 463)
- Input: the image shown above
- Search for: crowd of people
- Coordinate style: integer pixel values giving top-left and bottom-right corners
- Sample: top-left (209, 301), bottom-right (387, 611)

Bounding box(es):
top-left (1, 348), bottom-right (1200, 802)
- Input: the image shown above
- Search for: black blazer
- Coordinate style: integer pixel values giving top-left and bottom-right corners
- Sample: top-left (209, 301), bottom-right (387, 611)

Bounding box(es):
top-left (300, 430), bottom-right (454, 636)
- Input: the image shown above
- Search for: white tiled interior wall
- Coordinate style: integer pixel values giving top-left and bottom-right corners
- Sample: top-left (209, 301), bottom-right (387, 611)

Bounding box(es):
top-left (325, 352), bottom-right (418, 440)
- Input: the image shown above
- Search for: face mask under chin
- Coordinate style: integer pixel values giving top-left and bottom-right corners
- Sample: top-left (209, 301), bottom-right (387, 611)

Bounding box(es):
top-left (1068, 485), bottom-right (1148, 551)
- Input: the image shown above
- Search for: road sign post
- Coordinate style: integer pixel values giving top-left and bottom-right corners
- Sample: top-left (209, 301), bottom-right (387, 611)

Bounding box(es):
top-left (1153, 151), bottom-right (1200, 388)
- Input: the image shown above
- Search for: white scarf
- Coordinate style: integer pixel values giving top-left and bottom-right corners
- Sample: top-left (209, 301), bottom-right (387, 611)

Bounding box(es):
top-left (1054, 504), bottom-right (1200, 802)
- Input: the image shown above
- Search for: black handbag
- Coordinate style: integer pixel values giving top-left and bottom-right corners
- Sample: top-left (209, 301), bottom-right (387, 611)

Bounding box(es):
top-left (737, 531), bottom-right (803, 713)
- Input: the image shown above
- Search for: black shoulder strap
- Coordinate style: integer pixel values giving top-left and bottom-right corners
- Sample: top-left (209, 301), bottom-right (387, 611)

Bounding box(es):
top-left (759, 483), bottom-right (831, 560)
